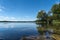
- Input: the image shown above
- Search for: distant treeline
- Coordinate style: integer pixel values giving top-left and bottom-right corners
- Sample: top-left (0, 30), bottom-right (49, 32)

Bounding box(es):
top-left (0, 21), bottom-right (35, 23)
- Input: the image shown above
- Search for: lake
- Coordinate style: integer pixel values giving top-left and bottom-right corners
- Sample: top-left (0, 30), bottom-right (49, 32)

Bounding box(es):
top-left (0, 23), bottom-right (39, 40)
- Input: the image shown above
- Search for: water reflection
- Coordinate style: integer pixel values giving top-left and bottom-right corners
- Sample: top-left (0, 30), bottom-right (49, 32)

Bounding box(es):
top-left (0, 22), bottom-right (60, 40)
top-left (36, 22), bottom-right (60, 40)
top-left (0, 23), bottom-right (38, 40)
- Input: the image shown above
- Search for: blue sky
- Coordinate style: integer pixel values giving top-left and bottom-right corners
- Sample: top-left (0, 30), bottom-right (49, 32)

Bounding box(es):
top-left (0, 0), bottom-right (60, 21)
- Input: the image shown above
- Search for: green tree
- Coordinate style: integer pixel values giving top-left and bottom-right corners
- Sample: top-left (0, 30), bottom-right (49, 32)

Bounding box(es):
top-left (47, 11), bottom-right (53, 25)
top-left (37, 10), bottom-right (47, 21)
top-left (51, 3), bottom-right (60, 20)
top-left (36, 10), bottom-right (53, 25)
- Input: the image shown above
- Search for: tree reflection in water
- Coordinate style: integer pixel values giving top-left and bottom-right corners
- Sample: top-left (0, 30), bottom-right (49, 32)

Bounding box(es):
top-left (36, 22), bottom-right (60, 40)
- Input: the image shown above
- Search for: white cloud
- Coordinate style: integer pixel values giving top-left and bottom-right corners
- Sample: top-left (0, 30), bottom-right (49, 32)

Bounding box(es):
top-left (0, 9), bottom-right (2, 12)
top-left (0, 16), bottom-right (17, 21)
top-left (0, 5), bottom-right (35, 21)
top-left (0, 5), bottom-right (5, 12)
top-left (0, 16), bottom-right (35, 21)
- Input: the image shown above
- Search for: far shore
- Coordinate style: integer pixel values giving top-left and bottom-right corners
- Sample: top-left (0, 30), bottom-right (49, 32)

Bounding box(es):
top-left (0, 21), bottom-right (35, 23)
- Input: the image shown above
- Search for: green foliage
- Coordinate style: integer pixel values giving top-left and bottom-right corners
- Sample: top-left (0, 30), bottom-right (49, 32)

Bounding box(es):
top-left (37, 10), bottom-right (47, 19)
top-left (51, 3), bottom-right (60, 20)
top-left (36, 3), bottom-right (60, 35)
top-left (36, 3), bottom-right (60, 23)
top-left (51, 3), bottom-right (60, 14)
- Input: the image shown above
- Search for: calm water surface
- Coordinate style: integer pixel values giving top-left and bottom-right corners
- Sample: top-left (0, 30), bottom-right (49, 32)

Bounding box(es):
top-left (0, 23), bottom-right (39, 40)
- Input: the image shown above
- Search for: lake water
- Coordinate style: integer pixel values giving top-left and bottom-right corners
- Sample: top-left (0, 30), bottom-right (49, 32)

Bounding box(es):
top-left (0, 23), bottom-right (39, 40)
